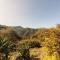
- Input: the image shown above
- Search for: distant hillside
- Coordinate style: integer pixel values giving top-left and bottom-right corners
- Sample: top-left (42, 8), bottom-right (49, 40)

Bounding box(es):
top-left (0, 24), bottom-right (60, 41)
top-left (0, 25), bottom-right (37, 42)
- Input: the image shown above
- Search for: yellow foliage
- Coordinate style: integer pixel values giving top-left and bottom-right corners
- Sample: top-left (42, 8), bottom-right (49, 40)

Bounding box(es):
top-left (30, 47), bottom-right (60, 60)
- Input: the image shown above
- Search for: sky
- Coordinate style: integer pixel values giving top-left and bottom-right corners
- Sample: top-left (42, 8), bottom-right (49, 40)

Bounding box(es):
top-left (0, 0), bottom-right (60, 28)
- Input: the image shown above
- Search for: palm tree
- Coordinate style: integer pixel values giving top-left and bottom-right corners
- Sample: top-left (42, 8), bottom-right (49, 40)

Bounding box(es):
top-left (0, 37), bottom-right (13, 60)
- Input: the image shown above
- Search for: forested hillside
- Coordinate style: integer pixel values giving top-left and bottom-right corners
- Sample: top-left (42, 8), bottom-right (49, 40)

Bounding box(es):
top-left (0, 24), bottom-right (60, 60)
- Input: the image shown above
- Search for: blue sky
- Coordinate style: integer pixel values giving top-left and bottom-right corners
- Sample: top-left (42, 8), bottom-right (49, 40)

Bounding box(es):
top-left (0, 0), bottom-right (60, 28)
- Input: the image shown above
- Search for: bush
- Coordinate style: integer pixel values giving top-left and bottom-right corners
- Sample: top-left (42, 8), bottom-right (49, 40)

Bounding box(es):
top-left (20, 49), bottom-right (30, 60)
top-left (29, 41), bottom-right (41, 48)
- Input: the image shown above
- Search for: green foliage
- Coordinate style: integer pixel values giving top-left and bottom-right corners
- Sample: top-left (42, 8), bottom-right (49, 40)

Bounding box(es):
top-left (20, 49), bottom-right (30, 60)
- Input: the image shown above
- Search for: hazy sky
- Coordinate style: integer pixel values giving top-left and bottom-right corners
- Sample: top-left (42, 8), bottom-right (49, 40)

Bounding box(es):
top-left (0, 0), bottom-right (60, 28)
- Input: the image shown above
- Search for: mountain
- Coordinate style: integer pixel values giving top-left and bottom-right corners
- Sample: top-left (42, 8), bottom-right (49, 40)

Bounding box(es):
top-left (0, 25), bottom-right (37, 42)
top-left (0, 24), bottom-right (60, 43)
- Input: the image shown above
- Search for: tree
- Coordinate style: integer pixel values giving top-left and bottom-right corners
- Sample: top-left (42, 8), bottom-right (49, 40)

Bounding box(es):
top-left (0, 37), bottom-right (13, 60)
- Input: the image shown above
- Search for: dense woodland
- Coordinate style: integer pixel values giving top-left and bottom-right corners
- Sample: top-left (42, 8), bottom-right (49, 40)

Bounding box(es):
top-left (0, 24), bottom-right (60, 60)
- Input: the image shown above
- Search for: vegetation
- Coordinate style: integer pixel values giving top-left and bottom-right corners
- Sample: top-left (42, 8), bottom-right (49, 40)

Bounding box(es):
top-left (0, 24), bottom-right (60, 60)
